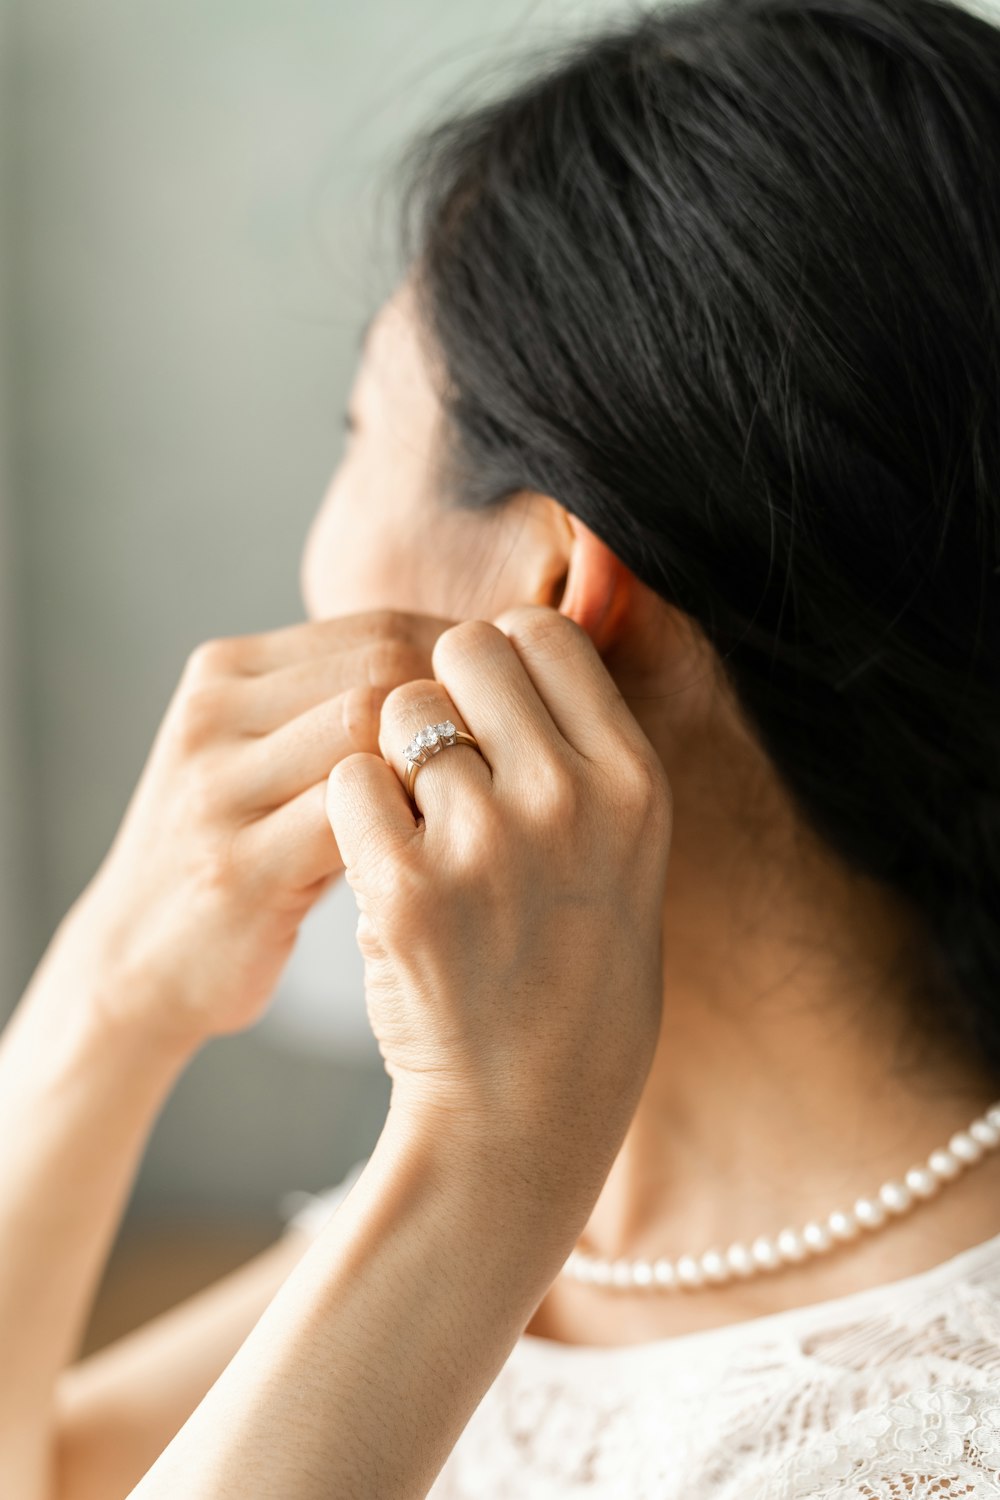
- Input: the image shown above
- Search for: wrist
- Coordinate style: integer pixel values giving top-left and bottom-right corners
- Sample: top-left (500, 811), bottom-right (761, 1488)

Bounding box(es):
top-left (379, 1091), bottom-right (612, 1251)
top-left (348, 1107), bottom-right (587, 1327)
top-left (23, 896), bottom-right (205, 1071)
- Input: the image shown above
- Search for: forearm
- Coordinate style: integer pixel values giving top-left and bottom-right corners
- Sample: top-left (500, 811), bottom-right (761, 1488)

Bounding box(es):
top-left (0, 903), bottom-right (199, 1500)
top-left (129, 1107), bottom-right (591, 1500)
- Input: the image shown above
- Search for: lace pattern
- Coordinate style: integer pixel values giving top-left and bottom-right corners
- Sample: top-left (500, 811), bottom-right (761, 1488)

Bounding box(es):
top-left (280, 1166), bottom-right (1000, 1498)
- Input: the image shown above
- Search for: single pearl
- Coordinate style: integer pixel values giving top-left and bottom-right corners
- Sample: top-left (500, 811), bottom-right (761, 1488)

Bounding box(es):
top-left (776, 1227), bottom-right (808, 1263)
top-left (676, 1254), bottom-right (705, 1289)
top-left (828, 1208), bottom-right (860, 1241)
top-left (928, 1148), bottom-right (962, 1181)
top-left (853, 1196), bottom-right (887, 1230)
top-left (653, 1257), bottom-right (677, 1289)
top-left (610, 1258), bottom-right (632, 1288)
top-left (699, 1248), bottom-right (730, 1284)
top-left (987, 1105), bottom-right (1000, 1132)
top-left (969, 1118), bottom-right (1000, 1150)
top-left (751, 1235), bottom-right (781, 1271)
top-left (573, 1256), bottom-right (596, 1284)
top-left (802, 1221), bottom-right (833, 1254)
top-left (631, 1259), bottom-right (654, 1288)
top-left (878, 1180), bottom-right (913, 1215)
top-left (589, 1259), bottom-right (613, 1286)
top-left (725, 1242), bottom-right (756, 1278)
top-left (949, 1131), bottom-right (983, 1165)
top-left (905, 1165), bottom-right (939, 1199)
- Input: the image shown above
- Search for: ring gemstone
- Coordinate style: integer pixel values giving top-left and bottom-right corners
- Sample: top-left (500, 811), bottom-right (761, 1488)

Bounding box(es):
top-left (404, 721), bottom-right (456, 763)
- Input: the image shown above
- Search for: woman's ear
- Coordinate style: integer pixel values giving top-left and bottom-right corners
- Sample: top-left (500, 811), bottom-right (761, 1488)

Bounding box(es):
top-left (557, 510), bottom-right (635, 654)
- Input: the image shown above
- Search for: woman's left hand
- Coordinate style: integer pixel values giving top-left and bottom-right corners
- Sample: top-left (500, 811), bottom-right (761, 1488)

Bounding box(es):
top-left (325, 604), bottom-right (673, 1193)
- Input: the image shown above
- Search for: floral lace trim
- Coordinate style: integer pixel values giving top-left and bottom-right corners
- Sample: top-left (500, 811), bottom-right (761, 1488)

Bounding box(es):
top-left (774, 1386), bottom-right (1000, 1497)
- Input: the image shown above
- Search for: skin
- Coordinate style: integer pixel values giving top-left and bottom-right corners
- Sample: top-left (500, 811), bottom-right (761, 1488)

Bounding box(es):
top-left (0, 272), bottom-right (998, 1497)
top-left (302, 280), bottom-right (1000, 1345)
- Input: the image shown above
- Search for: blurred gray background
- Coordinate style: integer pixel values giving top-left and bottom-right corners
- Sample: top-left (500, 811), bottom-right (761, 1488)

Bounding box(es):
top-left (0, 0), bottom-right (639, 1231)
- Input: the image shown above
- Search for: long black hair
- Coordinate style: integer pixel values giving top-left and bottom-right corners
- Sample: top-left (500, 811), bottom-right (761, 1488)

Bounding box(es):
top-left (391, 0), bottom-right (1000, 1074)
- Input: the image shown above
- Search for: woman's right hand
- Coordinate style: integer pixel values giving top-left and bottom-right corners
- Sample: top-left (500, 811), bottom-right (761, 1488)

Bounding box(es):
top-left (53, 609), bottom-right (454, 1049)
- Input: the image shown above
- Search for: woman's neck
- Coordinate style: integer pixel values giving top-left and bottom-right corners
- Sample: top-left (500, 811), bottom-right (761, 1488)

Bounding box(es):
top-left (529, 841), bottom-right (1000, 1346)
top-left (537, 624), bottom-right (1000, 1345)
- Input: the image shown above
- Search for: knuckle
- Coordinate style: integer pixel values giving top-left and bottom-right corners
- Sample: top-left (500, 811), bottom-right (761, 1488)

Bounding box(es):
top-left (363, 637), bottom-right (425, 690)
top-left (184, 636), bottom-right (241, 682)
top-left (431, 617), bottom-right (503, 671)
top-left (350, 837), bottom-right (424, 935)
top-left (338, 682), bottom-right (388, 753)
top-left (185, 760), bottom-right (225, 829)
top-left (196, 831), bottom-right (242, 897)
top-left (620, 752), bottom-right (672, 818)
top-left (378, 677), bottom-right (439, 721)
top-left (498, 605), bottom-right (582, 657)
top-left (523, 757), bottom-right (581, 822)
top-left (359, 608), bottom-right (423, 649)
top-left (173, 682), bottom-right (231, 753)
top-left (325, 749), bottom-right (372, 798)
top-left (354, 908), bottom-right (386, 962)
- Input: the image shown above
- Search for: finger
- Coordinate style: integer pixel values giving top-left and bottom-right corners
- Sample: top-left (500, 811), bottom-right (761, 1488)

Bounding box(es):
top-left (233, 609), bottom-right (458, 676)
top-left (231, 638), bottom-right (433, 737)
top-left (235, 780), bottom-right (345, 894)
top-left (428, 618), bottom-right (570, 780)
top-left (325, 751), bottom-right (419, 875)
top-left (235, 683), bottom-right (391, 811)
top-left (491, 604), bottom-right (653, 764)
top-left (376, 679), bottom-right (493, 822)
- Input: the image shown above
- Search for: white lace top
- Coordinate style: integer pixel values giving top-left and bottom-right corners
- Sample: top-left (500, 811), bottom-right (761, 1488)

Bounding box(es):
top-left (278, 1159), bottom-right (1000, 1498)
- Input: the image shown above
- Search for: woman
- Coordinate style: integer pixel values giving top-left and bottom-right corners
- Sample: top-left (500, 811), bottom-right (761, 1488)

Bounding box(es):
top-left (3, 0), bottom-right (1000, 1492)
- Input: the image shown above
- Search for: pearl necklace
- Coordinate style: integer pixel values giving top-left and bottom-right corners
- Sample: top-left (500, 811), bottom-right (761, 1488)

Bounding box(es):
top-left (560, 1099), bottom-right (1000, 1292)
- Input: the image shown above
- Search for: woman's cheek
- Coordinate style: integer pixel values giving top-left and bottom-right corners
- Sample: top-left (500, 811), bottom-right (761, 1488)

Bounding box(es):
top-left (300, 497), bottom-right (397, 619)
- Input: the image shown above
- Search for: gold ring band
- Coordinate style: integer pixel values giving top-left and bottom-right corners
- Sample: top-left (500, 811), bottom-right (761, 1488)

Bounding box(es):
top-left (402, 720), bottom-right (483, 800)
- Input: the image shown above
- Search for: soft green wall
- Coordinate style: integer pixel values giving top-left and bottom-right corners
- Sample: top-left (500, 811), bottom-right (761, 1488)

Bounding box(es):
top-left (9, 0), bottom-right (999, 1221)
top-left (4, 0), bottom-right (635, 1220)
top-left (0, 0), bottom-right (34, 1011)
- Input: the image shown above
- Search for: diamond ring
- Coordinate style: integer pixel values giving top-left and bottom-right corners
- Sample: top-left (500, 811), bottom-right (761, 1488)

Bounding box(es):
top-left (402, 719), bottom-right (483, 800)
